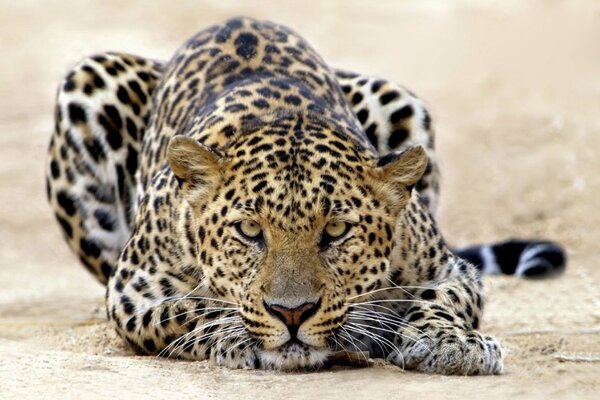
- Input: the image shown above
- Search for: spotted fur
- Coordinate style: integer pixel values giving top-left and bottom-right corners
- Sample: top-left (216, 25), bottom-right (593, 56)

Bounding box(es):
top-left (47, 17), bottom-right (565, 374)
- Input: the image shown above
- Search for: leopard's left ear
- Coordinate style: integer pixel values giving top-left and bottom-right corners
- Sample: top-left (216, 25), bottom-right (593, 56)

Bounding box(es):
top-left (167, 136), bottom-right (224, 204)
top-left (373, 145), bottom-right (428, 204)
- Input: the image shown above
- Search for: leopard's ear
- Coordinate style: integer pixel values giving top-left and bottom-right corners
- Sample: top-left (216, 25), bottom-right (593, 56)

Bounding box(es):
top-left (373, 145), bottom-right (428, 206)
top-left (167, 136), bottom-right (224, 203)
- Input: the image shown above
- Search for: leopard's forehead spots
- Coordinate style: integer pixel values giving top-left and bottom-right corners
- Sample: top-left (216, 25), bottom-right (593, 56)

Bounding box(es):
top-left (214, 115), bottom-right (376, 229)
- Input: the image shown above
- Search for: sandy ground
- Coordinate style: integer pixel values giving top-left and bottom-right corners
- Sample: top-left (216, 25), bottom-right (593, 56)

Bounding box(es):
top-left (0, 1), bottom-right (599, 399)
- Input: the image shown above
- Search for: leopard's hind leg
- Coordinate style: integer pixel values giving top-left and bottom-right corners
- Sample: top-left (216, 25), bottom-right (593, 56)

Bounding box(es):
top-left (46, 53), bottom-right (163, 283)
top-left (334, 70), bottom-right (440, 215)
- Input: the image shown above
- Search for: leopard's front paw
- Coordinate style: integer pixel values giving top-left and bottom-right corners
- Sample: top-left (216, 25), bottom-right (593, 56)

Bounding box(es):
top-left (390, 328), bottom-right (503, 375)
top-left (210, 339), bottom-right (260, 369)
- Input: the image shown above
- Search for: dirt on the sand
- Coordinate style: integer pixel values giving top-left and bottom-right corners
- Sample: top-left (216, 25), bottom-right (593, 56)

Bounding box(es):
top-left (0, 1), bottom-right (599, 399)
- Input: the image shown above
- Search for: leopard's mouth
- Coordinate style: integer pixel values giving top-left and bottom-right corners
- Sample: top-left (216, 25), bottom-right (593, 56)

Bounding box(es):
top-left (256, 341), bottom-right (331, 370)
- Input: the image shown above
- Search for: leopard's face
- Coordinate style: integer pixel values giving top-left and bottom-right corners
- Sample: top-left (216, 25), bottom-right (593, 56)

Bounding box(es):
top-left (167, 115), bottom-right (427, 369)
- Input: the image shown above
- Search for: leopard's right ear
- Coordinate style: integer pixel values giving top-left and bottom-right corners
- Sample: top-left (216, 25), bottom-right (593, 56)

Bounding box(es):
top-left (369, 145), bottom-right (428, 210)
top-left (167, 136), bottom-right (224, 203)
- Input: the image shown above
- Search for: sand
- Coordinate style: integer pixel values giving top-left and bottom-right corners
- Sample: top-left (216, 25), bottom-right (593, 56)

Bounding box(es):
top-left (0, 1), bottom-right (598, 399)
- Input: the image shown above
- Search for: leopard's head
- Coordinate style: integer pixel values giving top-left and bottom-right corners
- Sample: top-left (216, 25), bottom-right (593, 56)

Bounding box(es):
top-left (167, 113), bottom-right (427, 369)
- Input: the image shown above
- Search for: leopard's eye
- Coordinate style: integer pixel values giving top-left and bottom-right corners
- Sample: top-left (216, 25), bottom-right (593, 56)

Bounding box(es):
top-left (236, 220), bottom-right (263, 241)
top-left (325, 221), bottom-right (348, 238)
top-left (320, 221), bottom-right (352, 247)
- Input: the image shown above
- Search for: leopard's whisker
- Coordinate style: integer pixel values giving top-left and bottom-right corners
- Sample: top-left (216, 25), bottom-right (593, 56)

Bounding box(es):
top-left (328, 328), bottom-right (349, 353)
top-left (225, 336), bottom-right (254, 354)
top-left (383, 279), bottom-right (453, 306)
top-left (333, 334), bottom-right (370, 365)
top-left (347, 286), bottom-right (411, 300)
top-left (158, 317), bottom-right (243, 359)
top-left (342, 323), bottom-right (395, 359)
top-left (152, 306), bottom-right (237, 326)
top-left (348, 310), bottom-right (421, 335)
top-left (351, 319), bottom-right (431, 347)
top-left (162, 314), bottom-right (242, 338)
top-left (183, 328), bottom-right (247, 359)
top-left (346, 322), bottom-right (407, 359)
top-left (342, 323), bottom-right (389, 355)
top-left (348, 307), bottom-right (433, 341)
top-left (166, 322), bottom-right (246, 359)
top-left (190, 316), bottom-right (243, 333)
top-left (160, 295), bottom-right (241, 307)
top-left (350, 299), bottom-right (437, 307)
top-left (348, 320), bottom-right (406, 341)
top-left (348, 312), bottom-right (433, 348)
top-left (346, 313), bottom-right (408, 370)
top-left (336, 325), bottom-right (369, 361)
top-left (213, 329), bottom-right (247, 349)
top-left (180, 281), bottom-right (207, 301)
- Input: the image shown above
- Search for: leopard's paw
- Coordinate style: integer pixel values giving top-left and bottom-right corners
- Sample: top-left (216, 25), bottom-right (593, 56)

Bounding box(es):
top-left (211, 339), bottom-right (260, 369)
top-left (390, 329), bottom-right (503, 375)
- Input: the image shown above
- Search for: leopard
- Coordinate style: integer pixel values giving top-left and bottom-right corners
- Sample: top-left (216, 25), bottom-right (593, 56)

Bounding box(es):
top-left (46, 17), bottom-right (566, 374)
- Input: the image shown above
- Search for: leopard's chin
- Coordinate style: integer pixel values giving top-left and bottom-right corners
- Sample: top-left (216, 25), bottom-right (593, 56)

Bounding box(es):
top-left (257, 342), bottom-right (331, 370)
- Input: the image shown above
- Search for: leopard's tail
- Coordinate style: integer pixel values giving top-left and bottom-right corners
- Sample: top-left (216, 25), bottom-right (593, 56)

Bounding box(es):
top-left (454, 239), bottom-right (566, 278)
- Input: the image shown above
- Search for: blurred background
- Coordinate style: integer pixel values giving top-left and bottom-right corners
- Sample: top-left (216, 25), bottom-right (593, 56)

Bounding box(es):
top-left (0, 1), bottom-right (598, 399)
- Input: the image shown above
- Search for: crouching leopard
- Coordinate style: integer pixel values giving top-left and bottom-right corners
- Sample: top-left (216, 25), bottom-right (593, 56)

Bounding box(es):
top-left (46, 17), bottom-right (566, 374)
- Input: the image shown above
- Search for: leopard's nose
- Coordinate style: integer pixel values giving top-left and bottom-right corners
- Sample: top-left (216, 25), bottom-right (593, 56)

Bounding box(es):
top-left (264, 300), bottom-right (320, 338)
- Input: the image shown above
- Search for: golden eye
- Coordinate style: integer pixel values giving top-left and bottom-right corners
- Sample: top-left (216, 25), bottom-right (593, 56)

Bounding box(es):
top-left (325, 221), bottom-right (348, 238)
top-left (237, 220), bottom-right (262, 240)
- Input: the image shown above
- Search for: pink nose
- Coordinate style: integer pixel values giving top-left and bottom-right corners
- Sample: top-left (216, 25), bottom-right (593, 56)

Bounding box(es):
top-left (264, 301), bottom-right (320, 335)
